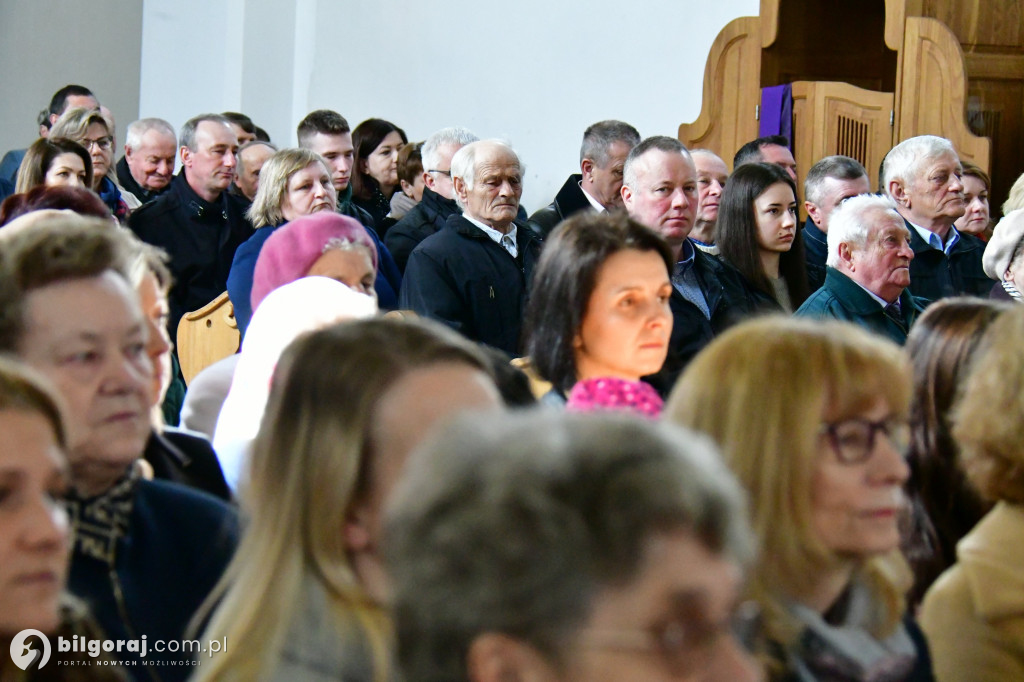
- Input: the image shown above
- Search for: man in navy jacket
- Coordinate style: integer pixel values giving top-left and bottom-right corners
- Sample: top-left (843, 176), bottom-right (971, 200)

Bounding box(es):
top-left (400, 140), bottom-right (540, 355)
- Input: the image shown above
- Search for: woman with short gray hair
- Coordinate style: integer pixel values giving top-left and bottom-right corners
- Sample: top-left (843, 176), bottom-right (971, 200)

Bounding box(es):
top-left (383, 411), bottom-right (760, 682)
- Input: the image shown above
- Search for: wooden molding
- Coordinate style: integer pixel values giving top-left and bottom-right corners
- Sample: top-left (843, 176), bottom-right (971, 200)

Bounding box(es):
top-left (896, 16), bottom-right (990, 170)
top-left (678, 16), bottom-right (761, 166)
top-left (964, 52), bottom-right (1024, 80)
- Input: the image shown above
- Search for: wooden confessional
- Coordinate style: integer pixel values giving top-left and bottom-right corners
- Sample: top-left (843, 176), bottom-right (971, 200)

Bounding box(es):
top-left (679, 0), bottom-right (1024, 208)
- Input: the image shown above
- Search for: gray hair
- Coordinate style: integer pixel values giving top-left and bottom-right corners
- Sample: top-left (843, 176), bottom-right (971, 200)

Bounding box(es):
top-left (579, 120), bottom-right (640, 167)
top-left (179, 113), bottom-right (233, 151)
top-left (826, 194), bottom-right (903, 268)
top-left (449, 139), bottom-right (522, 210)
top-left (235, 140), bottom-right (278, 175)
top-left (421, 127), bottom-right (478, 173)
top-left (125, 118), bottom-right (176, 152)
top-left (622, 135), bottom-right (690, 191)
top-left (883, 135), bottom-right (958, 198)
top-left (383, 411), bottom-right (752, 682)
top-left (247, 148), bottom-right (332, 228)
top-left (804, 155), bottom-right (868, 206)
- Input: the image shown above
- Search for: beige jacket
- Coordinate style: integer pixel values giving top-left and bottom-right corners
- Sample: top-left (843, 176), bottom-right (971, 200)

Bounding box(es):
top-left (920, 502), bottom-right (1024, 681)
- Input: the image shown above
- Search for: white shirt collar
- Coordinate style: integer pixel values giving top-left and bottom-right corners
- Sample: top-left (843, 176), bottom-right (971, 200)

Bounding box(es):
top-left (464, 215), bottom-right (518, 257)
top-left (579, 182), bottom-right (607, 213)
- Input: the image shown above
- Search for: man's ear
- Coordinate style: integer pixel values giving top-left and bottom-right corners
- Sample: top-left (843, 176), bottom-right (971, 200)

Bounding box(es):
top-left (888, 179), bottom-right (909, 208)
top-left (466, 633), bottom-right (556, 682)
top-left (422, 170), bottom-right (435, 190)
top-left (581, 158), bottom-right (595, 182)
top-left (805, 201), bottom-right (822, 227)
top-left (179, 145), bottom-right (192, 168)
top-left (620, 184), bottom-right (633, 207)
top-left (453, 176), bottom-right (468, 203)
top-left (838, 242), bottom-right (856, 270)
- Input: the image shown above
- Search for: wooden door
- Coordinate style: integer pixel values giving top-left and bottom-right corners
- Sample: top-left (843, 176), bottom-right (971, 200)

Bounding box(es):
top-left (792, 81), bottom-right (895, 200)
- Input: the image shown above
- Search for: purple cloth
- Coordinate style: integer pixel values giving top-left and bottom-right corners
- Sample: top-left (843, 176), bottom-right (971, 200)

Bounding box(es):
top-left (759, 84), bottom-right (794, 144)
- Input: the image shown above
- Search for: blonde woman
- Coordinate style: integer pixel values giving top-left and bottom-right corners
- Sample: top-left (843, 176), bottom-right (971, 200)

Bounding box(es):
top-left (194, 317), bottom-right (501, 681)
top-left (665, 317), bottom-right (932, 680)
top-left (49, 107), bottom-right (139, 221)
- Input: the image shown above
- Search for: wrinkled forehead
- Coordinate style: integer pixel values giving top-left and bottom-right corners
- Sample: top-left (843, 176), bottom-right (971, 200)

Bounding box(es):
top-left (240, 143), bottom-right (275, 165)
top-left (140, 128), bottom-right (176, 148)
top-left (911, 150), bottom-right (960, 180)
top-left (24, 272), bottom-right (145, 340)
top-left (475, 146), bottom-right (521, 173)
top-left (691, 151), bottom-right (727, 176)
top-left (195, 120), bottom-right (237, 146)
top-left (633, 149), bottom-right (695, 185)
top-left (865, 207), bottom-right (909, 238)
top-left (760, 143), bottom-right (794, 164)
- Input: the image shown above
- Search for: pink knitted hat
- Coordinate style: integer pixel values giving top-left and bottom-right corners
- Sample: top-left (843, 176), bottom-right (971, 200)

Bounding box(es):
top-left (251, 212), bottom-right (376, 313)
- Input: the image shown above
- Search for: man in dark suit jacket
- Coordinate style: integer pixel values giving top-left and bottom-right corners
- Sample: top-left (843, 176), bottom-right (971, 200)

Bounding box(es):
top-left (802, 155), bottom-right (872, 291)
top-left (128, 114), bottom-right (252, 340)
top-left (527, 120), bottom-right (640, 238)
top-left (885, 135), bottom-right (990, 303)
top-left (622, 136), bottom-right (758, 396)
top-left (400, 140), bottom-right (540, 355)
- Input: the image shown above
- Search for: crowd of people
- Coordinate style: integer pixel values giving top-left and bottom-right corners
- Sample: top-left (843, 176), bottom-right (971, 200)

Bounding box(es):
top-left (2, 82), bottom-right (1024, 681)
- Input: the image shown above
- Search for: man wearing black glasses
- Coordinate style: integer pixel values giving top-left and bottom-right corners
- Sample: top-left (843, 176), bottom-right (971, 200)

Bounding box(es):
top-left (386, 126), bottom-right (478, 273)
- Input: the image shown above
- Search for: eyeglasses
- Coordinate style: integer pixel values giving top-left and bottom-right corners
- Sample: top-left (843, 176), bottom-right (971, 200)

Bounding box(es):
top-left (426, 169), bottom-right (451, 177)
top-left (578, 601), bottom-right (760, 677)
top-left (820, 417), bottom-right (910, 464)
top-left (82, 136), bottom-right (113, 152)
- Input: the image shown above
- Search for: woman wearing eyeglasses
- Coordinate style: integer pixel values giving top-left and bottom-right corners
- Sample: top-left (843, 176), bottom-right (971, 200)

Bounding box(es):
top-left (665, 316), bottom-right (933, 681)
top-left (49, 107), bottom-right (139, 222)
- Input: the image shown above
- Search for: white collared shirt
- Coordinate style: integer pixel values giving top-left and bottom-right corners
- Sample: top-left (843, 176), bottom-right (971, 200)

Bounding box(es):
top-left (464, 214), bottom-right (518, 258)
top-left (579, 182), bottom-right (607, 213)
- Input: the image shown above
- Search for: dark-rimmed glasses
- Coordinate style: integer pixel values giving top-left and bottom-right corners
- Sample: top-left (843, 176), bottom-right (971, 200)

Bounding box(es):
top-left (820, 418), bottom-right (910, 464)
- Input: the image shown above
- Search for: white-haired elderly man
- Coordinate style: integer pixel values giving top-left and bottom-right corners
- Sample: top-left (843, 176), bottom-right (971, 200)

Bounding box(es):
top-left (884, 135), bottom-right (990, 302)
top-left (399, 139), bottom-right (541, 355)
top-left (795, 194), bottom-right (926, 344)
top-left (117, 117), bottom-right (178, 203)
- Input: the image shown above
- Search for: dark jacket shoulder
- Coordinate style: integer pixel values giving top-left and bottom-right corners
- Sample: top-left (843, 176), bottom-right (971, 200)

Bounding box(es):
top-left (385, 187), bottom-right (460, 273)
top-left (144, 428), bottom-right (232, 502)
top-left (528, 174), bottom-right (592, 238)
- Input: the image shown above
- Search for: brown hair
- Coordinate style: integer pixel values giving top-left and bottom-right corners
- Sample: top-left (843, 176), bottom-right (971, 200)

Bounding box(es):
top-left (904, 297), bottom-right (1011, 602)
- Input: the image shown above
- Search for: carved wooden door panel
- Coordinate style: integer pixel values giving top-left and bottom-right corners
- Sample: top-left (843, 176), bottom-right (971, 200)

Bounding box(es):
top-left (792, 81), bottom-right (895, 199)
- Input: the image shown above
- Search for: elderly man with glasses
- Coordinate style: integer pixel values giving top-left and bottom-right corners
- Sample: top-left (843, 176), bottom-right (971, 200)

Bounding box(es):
top-left (385, 126), bottom-right (479, 273)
